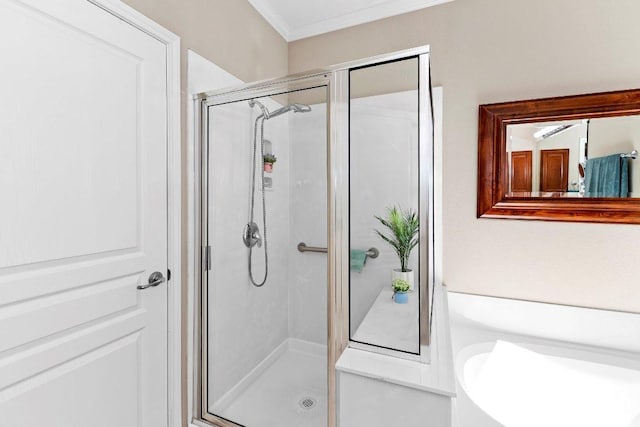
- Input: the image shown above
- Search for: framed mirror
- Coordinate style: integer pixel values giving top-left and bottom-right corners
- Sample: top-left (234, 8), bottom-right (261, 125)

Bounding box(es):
top-left (477, 89), bottom-right (640, 224)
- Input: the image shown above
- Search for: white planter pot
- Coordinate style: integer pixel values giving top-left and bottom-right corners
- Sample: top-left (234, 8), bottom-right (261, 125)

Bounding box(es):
top-left (391, 269), bottom-right (414, 291)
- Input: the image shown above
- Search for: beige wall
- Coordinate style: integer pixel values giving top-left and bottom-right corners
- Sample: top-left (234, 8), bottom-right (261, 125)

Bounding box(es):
top-left (120, 1), bottom-right (287, 424)
top-left (123, 0), bottom-right (287, 84)
top-left (289, 0), bottom-right (640, 314)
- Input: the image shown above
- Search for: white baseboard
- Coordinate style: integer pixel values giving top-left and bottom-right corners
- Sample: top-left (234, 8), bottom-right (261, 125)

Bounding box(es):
top-left (211, 339), bottom-right (288, 412)
top-left (289, 338), bottom-right (327, 359)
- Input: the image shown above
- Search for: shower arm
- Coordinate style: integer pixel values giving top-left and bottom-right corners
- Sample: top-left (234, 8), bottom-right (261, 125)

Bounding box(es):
top-left (248, 99), bottom-right (270, 119)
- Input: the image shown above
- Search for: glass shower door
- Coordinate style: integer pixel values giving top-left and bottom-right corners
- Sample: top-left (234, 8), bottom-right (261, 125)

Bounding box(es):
top-left (202, 85), bottom-right (329, 427)
top-left (196, 46), bottom-right (435, 427)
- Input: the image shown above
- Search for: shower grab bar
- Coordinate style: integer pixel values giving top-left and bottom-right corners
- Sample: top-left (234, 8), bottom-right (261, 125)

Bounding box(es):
top-left (297, 242), bottom-right (379, 259)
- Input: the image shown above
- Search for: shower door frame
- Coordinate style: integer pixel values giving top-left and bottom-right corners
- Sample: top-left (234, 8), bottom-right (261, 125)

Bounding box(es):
top-left (194, 73), bottom-right (346, 427)
top-left (192, 45), bottom-right (432, 427)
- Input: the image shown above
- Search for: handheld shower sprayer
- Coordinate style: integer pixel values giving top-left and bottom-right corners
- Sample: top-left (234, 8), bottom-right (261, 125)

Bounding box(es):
top-left (245, 98), bottom-right (312, 287)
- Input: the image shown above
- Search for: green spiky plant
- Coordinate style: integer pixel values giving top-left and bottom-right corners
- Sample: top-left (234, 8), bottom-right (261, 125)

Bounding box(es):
top-left (374, 206), bottom-right (419, 272)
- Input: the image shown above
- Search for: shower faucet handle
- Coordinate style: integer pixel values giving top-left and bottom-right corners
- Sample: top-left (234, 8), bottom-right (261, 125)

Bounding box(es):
top-left (243, 222), bottom-right (262, 248)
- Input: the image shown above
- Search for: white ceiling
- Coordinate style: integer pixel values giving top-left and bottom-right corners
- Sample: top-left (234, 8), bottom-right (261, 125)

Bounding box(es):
top-left (248, 0), bottom-right (454, 41)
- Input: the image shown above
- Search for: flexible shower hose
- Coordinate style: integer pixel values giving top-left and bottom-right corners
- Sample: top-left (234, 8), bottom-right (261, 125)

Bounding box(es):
top-left (248, 115), bottom-right (268, 287)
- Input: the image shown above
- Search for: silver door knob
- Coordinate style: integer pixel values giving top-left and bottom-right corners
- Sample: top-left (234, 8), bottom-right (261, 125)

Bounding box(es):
top-left (137, 271), bottom-right (166, 290)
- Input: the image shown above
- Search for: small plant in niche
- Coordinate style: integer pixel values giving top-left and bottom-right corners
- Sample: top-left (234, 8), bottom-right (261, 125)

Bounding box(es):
top-left (263, 153), bottom-right (277, 173)
top-left (392, 278), bottom-right (410, 304)
top-left (374, 206), bottom-right (419, 291)
top-left (392, 278), bottom-right (410, 293)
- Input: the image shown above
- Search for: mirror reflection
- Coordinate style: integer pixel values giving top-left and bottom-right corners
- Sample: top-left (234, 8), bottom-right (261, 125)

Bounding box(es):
top-left (349, 57), bottom-right (421, 354)
top-left (507, 116), bottom-right (639, 198)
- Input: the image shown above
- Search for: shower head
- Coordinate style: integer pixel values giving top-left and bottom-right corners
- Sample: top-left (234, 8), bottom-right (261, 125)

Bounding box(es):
top-left (290, 103), bottom-right (312, 113)
top-left (249, 99), bottom-right (312, 119)
top-left (264, 103), bottom-right (312, 119)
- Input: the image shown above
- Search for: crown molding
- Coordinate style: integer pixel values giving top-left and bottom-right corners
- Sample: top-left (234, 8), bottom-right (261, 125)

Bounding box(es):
top-left (247, 0), bottom-right (290, 41)
top-left (248, 0), bottom-right (454, 42)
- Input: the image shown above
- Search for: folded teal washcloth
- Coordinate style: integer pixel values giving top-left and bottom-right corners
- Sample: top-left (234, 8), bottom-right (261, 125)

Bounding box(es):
top-left (350, 249), bottom-right (367, 272)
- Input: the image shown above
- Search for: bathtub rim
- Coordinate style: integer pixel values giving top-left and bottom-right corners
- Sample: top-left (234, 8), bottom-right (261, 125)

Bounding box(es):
top-left (448, 290), bottom-right (640, 427)
top-left (455, 337), bottom-right (640, 396)
top-left (448, 290), bottom-right (640, 354)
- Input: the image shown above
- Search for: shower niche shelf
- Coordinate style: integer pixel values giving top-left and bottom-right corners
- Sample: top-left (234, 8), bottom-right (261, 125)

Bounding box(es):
top-left (262, 177), bottom-right (273, 190)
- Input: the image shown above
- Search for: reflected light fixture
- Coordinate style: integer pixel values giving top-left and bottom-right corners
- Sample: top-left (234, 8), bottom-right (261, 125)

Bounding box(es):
top-left (534, 124), bottom-right (575, 140)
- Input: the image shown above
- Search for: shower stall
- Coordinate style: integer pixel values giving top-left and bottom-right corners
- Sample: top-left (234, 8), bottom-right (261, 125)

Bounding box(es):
top-left (194, 46), bottom-right (434, 427)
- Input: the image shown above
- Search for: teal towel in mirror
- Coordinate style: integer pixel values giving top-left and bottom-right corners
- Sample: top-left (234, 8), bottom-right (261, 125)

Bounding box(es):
top-left (585, 154), bottom-right (629, 197)
top-left (350, 249), bottom-right (367, 272)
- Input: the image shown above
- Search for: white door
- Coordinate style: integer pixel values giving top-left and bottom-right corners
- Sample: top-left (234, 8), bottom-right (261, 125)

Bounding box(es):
top-left (0, 1), bottom-right (169, 426)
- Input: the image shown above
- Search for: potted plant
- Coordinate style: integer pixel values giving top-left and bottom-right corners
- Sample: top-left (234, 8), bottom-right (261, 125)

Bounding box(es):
top-left (392, 279), bottom-right (410, 304)
top-left (374, 206), bottom-right (419, 291)
top-left (263, 153), bottom-right (277, 173)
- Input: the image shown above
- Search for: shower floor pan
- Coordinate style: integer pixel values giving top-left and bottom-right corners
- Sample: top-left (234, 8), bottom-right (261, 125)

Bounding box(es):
top-left (210, 339), bottom-right (327, 427)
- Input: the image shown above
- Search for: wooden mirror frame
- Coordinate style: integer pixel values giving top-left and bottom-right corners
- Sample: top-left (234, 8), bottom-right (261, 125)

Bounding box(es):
top-left (477, 88), bottom-right (640, 224)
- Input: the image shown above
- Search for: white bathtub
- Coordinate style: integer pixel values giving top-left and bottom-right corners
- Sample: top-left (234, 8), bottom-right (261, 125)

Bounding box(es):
top-left (448, 292), bottom-right (640, 427)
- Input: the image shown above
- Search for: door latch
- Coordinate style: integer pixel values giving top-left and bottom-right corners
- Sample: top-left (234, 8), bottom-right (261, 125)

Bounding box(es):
top-left (203, 245), bottom-right (211, 271)
top-left (137, 271), bottom-right (166, 290)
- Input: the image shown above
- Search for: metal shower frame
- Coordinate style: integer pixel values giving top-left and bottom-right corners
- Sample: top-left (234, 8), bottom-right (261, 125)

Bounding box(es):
top-left (192, 45), bottom-right (433, 427)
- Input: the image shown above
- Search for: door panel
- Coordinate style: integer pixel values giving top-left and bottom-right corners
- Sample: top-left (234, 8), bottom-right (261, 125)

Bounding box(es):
top-left (0, 276), bottom-right (138, 352)
top-left (2, 334), bottom-right (141, 427)
top-left (0, 1), bottom-right (168, 426)
top-left (510, 151), bottom-right (532, 192)
top-left (0, 2), bottom-right (140, 269)
top-left (540, 149), bottom-right (569, 192)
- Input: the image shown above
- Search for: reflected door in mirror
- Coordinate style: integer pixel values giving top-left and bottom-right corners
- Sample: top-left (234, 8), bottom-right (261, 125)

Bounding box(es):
top-left (510, 151), bottom-right (532, 192)
top-left (540, 149), bottom-right (569, 192)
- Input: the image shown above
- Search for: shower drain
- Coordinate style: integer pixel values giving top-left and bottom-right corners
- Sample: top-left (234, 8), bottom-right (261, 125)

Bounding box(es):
top-left (298, 396), bottom-right (317, 410)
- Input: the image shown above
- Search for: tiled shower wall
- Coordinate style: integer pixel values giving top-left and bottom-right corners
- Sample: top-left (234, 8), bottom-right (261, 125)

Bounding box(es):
top-left (288, 91), bottom-right (419, 343)
top-left (349, 91), bottom-right (419, 331)
top-left (208, 98), bottom-right (291, 404)
top-left (289, 104), bottom-right (328, 345)
top-left (206, 82), bottom-right (418, 401)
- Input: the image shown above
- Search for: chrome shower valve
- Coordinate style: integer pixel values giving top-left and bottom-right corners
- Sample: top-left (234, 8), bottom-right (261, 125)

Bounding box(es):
top-left (243, 222), bottom-right (262, 248)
